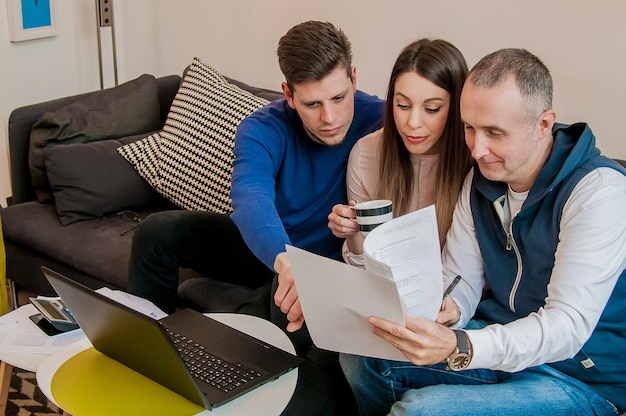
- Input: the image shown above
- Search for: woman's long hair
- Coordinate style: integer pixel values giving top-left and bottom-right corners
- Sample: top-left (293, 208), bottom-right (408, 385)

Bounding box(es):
top-left (378, 39), bottom-right (472, 248)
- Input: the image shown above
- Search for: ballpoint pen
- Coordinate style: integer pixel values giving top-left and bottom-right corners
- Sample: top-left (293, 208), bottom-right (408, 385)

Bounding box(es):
top-left (443, 275), bottom-right (462, 298)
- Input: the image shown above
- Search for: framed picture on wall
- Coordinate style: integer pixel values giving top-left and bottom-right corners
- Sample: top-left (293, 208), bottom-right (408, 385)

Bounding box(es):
top-left (6, 0), bottom-right (57, 42)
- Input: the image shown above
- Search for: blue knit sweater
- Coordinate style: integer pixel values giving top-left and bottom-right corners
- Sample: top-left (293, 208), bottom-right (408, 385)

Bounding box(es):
top-left (230, 91), bottom-right (384, 269)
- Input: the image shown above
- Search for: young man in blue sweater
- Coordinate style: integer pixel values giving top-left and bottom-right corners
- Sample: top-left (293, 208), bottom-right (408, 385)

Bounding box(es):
top-left (128, 21), bottom-right (384, 414)
top-left (341, 49), bottom-right (626, 415)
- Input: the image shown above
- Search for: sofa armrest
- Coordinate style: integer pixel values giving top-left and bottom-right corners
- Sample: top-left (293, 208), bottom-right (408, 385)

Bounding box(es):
top-left (8, 93), bottom-right (94, 204)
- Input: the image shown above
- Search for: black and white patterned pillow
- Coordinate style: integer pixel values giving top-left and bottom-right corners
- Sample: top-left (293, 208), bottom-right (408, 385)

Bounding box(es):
top-left (117, 132), bottom-right (162, 190)
top-left (158, 58), bottom-right (269, 212)
top-left (118, 57), bottom-right (269, 213)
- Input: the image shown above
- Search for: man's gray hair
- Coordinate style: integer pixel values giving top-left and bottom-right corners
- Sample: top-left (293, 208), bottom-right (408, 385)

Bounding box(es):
top-left (468, 48), bottom-right (553, 123)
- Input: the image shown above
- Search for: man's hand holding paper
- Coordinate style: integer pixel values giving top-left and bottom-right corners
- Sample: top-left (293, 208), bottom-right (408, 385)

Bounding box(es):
top-left (287, 205), bottom-right (444, 360)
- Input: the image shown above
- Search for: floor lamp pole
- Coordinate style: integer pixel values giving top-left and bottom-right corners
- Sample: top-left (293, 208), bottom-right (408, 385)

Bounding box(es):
top-left (95, 0), bottom-right (118, 89)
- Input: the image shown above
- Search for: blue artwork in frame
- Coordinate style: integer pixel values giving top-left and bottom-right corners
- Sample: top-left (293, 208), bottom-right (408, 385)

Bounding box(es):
top-left (21, 0), bottom-right (52, 30)
top-left (7, 0), bottom-right (57, 42)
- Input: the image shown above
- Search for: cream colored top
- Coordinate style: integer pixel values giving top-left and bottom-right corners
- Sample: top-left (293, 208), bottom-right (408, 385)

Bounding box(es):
top-left (343, 128), bottom-right (439, 265)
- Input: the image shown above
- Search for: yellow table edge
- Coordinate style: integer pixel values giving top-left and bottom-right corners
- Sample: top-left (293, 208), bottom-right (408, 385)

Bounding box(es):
top-left (51, 347), bottom-right (203, 416)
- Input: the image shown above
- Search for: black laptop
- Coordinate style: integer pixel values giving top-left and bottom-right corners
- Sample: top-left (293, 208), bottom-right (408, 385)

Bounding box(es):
top-left (41, 266), bottom-right (303, 410)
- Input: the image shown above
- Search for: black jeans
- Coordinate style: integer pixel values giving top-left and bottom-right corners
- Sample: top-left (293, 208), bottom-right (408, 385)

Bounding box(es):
top-left (128, 210), bottom-right (274, 314)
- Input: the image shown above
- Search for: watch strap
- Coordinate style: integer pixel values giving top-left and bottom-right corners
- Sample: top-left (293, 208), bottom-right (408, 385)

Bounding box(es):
top-left (453, 329), bottom-right (470, 354)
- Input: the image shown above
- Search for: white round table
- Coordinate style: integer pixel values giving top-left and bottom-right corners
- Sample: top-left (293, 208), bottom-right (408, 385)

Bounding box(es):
top-left (36, 313), bottom-right (298, 416)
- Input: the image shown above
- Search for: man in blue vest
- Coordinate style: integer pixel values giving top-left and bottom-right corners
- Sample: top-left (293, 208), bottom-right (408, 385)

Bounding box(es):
top-left (341, 48), bottom-right (626, 415)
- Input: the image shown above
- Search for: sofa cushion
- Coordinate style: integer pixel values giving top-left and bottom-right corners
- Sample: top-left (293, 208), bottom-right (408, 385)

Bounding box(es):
top-left (118, 58), bottom-right (271, 213)
top-left (29, 74), bottom-right (162, 202)
top-left (44, 133), bottom-right (162, 225)
top-left (0, 202), bottom-right (165, 290)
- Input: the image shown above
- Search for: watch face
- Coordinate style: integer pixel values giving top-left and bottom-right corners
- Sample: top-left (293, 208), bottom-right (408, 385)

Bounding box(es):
top-left (448, 353), bottom-right (470, 371)
top-left (451, 354), bottom-right (470, 367)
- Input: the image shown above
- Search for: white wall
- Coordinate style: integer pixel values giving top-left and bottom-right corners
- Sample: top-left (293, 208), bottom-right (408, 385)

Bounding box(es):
top-left (0, 0), bottom-right (106, 207)
top-left (2, 0), bottom-right (625, 207)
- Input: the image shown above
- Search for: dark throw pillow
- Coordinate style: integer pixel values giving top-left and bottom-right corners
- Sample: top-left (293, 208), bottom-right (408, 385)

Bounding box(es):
top-left (45, 134), bottom-right (161, 225)
top-left (30, 74), bottom-right (162, 202)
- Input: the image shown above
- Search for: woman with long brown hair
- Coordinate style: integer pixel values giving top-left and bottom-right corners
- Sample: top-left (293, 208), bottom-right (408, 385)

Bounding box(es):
top-left (329, 38), bottom-right (472, 264)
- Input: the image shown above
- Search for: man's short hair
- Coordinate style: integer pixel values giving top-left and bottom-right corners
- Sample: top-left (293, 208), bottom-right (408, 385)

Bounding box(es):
top-left (277, 21), bottom-right (353, 91)
top-left (468, 48), bottom-right (553, 123)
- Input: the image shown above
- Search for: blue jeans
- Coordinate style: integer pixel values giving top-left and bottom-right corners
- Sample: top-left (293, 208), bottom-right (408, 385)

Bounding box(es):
top-left (340, 320), bottom-right (619, 416)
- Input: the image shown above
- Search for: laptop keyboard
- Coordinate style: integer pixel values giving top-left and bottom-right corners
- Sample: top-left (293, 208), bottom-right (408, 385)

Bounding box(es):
top-left (166, 328), bottom-right (263, 393)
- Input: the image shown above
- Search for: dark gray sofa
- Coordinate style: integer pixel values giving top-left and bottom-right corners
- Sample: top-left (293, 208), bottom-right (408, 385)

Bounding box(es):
top-left (1, 69), bottom-right (282, 301)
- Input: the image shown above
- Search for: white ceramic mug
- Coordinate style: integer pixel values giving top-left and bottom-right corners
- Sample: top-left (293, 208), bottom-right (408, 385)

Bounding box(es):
top-left (351, 199), bottom-right (393, 236)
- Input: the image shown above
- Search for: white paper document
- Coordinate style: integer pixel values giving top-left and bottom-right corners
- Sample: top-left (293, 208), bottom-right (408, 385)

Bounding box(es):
top-left (362, 205), bottom-right (443, 319)
top-left (95, 287), bottom-right (168, 320)
top-left (287, 205), bottom-right (443, 361)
